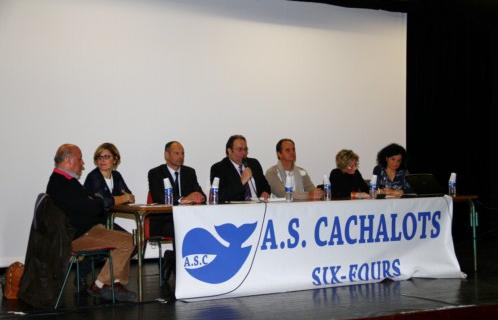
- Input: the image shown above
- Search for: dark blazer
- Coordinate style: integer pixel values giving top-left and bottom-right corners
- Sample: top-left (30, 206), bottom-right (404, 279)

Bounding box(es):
top-left (148, 164), bottom-right (205, 205)
top-left (84, 168), bottom-right (132, 211)
top-left (210, 157), bottom-right (271, 203)
top-left (329, 168), bottom-right (369, 199)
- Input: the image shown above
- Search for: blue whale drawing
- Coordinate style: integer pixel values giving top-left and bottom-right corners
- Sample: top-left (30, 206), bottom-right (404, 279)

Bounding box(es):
top-left (182, 222), bottom-right (257, 284)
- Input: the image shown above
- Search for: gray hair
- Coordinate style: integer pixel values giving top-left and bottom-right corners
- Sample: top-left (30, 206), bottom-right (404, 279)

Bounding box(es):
top-left (54, 144), bottom-right (77, 165)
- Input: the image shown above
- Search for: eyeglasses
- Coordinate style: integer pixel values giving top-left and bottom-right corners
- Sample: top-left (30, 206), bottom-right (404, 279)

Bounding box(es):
top-left (97, 155), bottom-right (113, 160)
top-left (347, 161), bottom-right (359, 169)
top-left (232, 147), bottom-right (248, 152)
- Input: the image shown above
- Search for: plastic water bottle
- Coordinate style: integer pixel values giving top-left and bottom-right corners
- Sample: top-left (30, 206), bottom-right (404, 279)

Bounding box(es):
top-left (323, 175), bottom-right (331, 201)
top-left (370, 175), bottom-right (378, 198)
top-left (163, 178), bottom-right (173, 205)
top-left (448, 172), bottom-right (457, 196)
top-left (285, 174), bottom-right (294, 202)
top-left (209, 187), bottom-right (219, 205)
top-left (209, 177), bottom-right (220, 205)
top-left (164, 188), bottom-right (173, 205)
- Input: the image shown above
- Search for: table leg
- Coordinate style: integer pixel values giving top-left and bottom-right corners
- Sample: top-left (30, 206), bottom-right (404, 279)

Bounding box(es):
top-left (134, 215), bottom-right (144, 302)
top-left (469, 200), bottom-right (478, 272)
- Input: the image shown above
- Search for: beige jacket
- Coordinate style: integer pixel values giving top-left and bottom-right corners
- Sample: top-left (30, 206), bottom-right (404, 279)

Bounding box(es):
top-left (265, 161), bottom-right (315, 200)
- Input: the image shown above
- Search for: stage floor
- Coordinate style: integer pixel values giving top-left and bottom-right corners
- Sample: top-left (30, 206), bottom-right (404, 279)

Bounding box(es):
top-left (2, 218), bottom-right (498, 320)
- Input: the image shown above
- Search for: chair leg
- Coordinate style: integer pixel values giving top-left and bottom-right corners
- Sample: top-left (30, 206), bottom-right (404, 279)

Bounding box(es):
top-left (158, 241), bottom-right (163, 287)
top-left (76, 258), bottom-right (80, 293)
top-left (108, 252), bottom-right (115, 303)
top-left (55, 256), bottom-right (77, 309)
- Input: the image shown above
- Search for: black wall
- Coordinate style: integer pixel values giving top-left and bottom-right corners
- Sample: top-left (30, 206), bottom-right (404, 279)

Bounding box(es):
top-left (406, 1), bottom-right (498, 210)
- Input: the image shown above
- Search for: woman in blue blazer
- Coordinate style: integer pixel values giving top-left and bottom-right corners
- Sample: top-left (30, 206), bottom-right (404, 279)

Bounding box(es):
top-left (84, 143), bottom-right (135, 211)
top-left (373, 143), bottom-right (412, 197)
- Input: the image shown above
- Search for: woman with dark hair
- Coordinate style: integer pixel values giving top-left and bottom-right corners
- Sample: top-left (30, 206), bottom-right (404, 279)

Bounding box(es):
top-left (84, 142), bottom-right (135, 211)
top-left (373, 143), bottom-right (411, 196)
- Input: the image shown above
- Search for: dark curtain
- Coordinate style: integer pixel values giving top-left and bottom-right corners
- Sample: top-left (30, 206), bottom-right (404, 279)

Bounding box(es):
top-left (406, 0), bottom-right (498, 210)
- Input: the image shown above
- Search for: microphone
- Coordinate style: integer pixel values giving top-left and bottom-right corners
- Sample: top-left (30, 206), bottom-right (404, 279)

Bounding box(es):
top-left (242, 158), bottom-right (258, 200)
top-left (242, 158), bottom-right (249, 168)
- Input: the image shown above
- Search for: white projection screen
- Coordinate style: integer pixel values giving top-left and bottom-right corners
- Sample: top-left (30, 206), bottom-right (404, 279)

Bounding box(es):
top-left (0, 0), bottom-right (406, 265)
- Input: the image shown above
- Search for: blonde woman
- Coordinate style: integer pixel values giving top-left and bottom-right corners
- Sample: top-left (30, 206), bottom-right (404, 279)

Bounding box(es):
top-left (84, 143), bottom-right (134, 211)
top-left (329, 149), bottom-right (369, 199)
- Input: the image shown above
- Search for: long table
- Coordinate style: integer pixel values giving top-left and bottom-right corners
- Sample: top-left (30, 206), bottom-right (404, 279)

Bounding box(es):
top-left (111, 204), bottom-right (172, 302)
top-left (173, 196), bottom-right (465, 301)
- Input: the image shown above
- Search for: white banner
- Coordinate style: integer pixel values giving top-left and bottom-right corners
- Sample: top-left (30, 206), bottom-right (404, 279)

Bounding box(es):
top-left (173, 196), bottom-right (464, 301)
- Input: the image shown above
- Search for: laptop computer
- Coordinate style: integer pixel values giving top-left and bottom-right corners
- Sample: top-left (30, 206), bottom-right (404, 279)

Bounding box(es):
top-left (404, 173), bottom-right (445, 197)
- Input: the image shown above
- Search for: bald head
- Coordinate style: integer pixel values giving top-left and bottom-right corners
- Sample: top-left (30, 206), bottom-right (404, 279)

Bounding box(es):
top-left (164, 141), bottom-right (184, 171)
top-left (54, 144), bottom-right (85, 178)
top-left (54, 144), bottom-right (77, 165)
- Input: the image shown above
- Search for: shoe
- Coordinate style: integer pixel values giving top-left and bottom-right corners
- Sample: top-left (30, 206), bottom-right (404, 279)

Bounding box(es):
top-left (161, 269), bottom-right (176, 302)
top-left (87, 283), bottom-right (113, 300)
top-left (112, 283), bottom-right (137, 302)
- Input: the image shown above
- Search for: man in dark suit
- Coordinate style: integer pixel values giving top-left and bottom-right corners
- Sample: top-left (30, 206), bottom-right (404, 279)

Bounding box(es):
top-left (148, 141), bottom-right (205, 288)
top-left (210, 135), bottom-right (270, 203)
top-left (148, 141), bottom-right (206, 205)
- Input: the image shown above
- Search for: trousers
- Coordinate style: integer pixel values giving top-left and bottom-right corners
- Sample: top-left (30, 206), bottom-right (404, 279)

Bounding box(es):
top-left (71, 224), bottom-right (134, 285)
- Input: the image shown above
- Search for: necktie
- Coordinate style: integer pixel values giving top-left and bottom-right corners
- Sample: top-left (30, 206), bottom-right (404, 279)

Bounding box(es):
top-left (239, 164), bottom-right (252, 200)
top-left (173, 171), bottom-right (179, 196)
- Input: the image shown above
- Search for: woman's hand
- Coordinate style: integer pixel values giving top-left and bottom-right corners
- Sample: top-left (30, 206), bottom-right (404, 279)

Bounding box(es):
top-left (124, 192), bottom-right (135, 204)
top-left (309, 188), bottom-right (324, 200)
top-left (114, 193), bottom-right (135, 205)
top-left (380, 188), bottom-right (404, 197)
top-left (351, 192), bottom-right (370, 199)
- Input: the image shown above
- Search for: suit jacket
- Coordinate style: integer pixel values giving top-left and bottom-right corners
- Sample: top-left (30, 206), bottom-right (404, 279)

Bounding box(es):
top-left (148, 164), bottom-right (205, 205)
top-left (84, 168), bottom-right (132, 211)
top-left (19, 193), bottom-right (74, 308)
top-left (210, 157), bottom-right (270, 203)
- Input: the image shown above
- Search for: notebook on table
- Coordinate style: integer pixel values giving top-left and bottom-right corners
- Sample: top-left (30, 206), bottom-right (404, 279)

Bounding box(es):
top-left (404, 173), bottom-right (445, 198)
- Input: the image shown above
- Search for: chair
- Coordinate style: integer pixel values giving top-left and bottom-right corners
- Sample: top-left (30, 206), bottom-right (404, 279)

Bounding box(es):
top-left (144, 191), bottom-right (174, 286)
top-left (54, 248), bottom-right (116, 309)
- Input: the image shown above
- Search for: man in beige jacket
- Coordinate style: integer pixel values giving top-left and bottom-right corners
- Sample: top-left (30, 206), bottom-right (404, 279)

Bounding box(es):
top-left (265, 138), bottom-right (323, 200)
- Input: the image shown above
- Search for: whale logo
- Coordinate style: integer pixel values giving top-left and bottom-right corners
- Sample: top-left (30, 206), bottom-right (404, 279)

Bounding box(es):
top-left (182, 222), bottom-right (257, 284)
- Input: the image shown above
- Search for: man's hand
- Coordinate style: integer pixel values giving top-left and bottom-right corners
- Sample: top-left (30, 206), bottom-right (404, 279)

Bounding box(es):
top-left (180, 191), bottom-right (205, 204)
top-left (240, 167), bottom-right (253, 185)
top-left (260, 191), bottom-right (270, 202)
